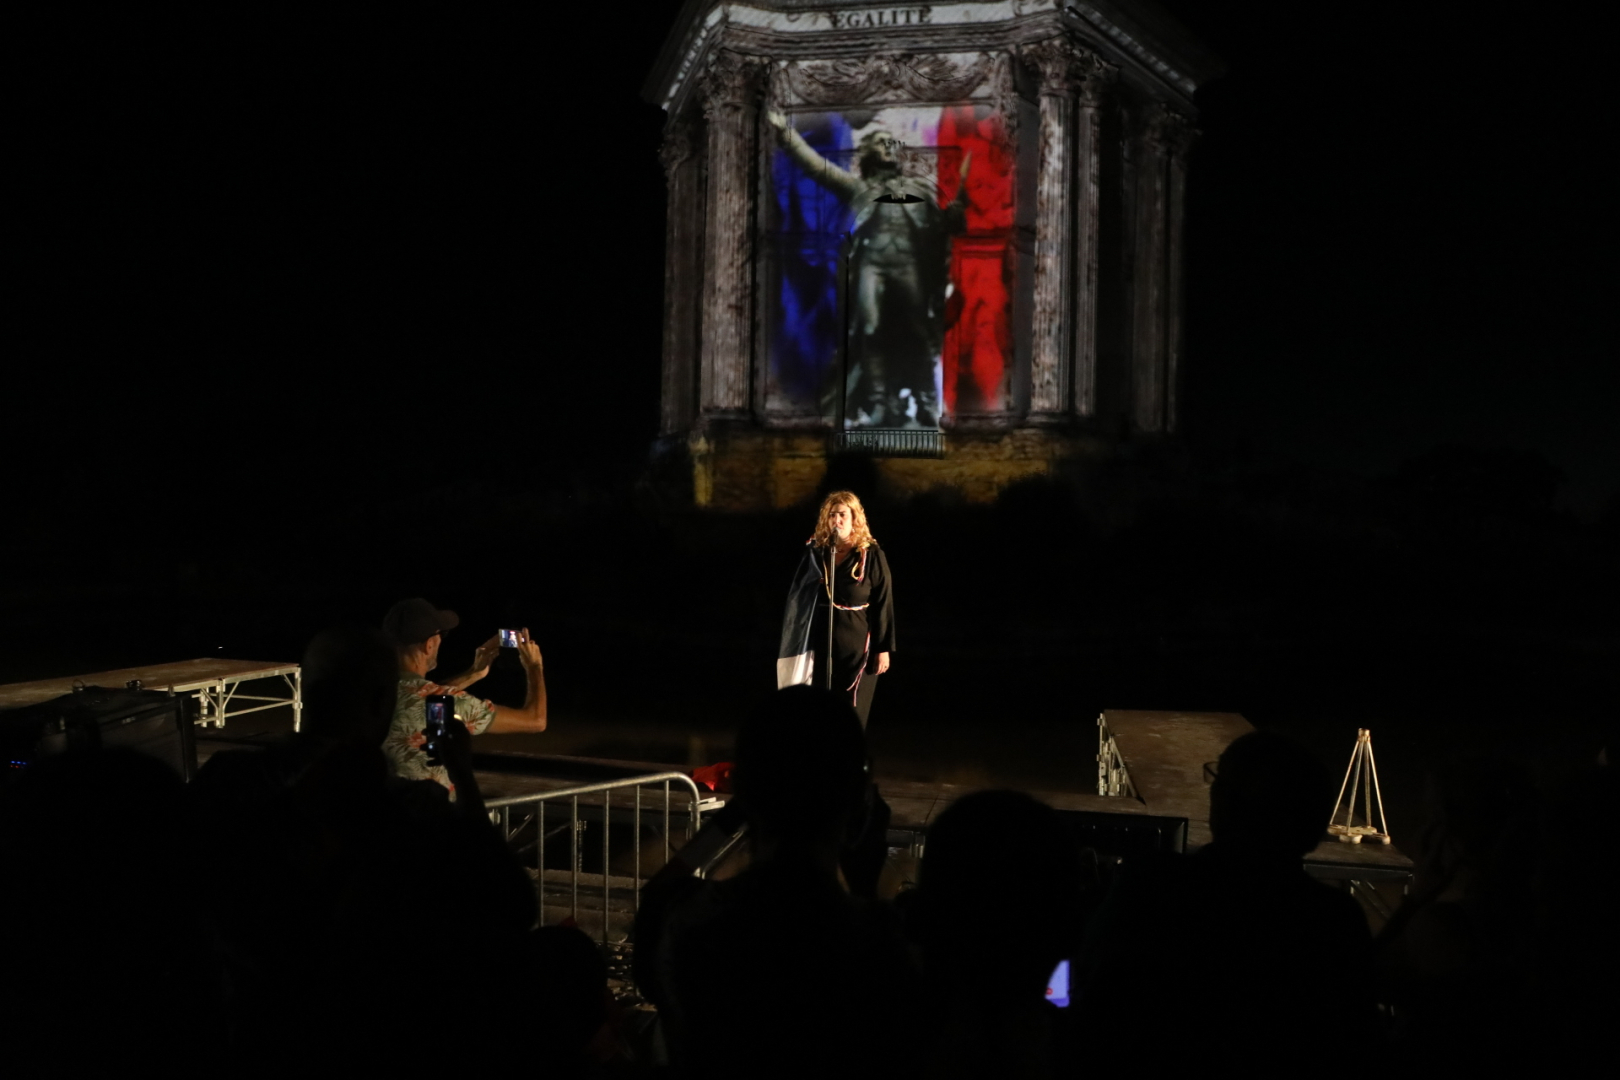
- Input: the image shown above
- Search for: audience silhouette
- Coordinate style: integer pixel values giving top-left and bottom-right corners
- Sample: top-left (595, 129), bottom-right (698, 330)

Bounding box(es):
top-left (192, 626), bottom-right (544, 1070)
top-left (901, 789), bottom-right (1089, 1080)
top-left (1372, 739), bottom-right (1619, 1069)
top-left (1079, 731), bottom-right (1374, 1071)
top-left (636, 686), bottom-right (924, 1076)
top-left (3, 636), bottom-right (1613, 1074)
top-left (1, 747), bottom-right (220, 1074)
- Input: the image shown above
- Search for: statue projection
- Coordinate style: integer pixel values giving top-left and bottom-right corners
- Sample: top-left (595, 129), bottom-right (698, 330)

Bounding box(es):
top-left (766, 104), bottom-right (1014, 430)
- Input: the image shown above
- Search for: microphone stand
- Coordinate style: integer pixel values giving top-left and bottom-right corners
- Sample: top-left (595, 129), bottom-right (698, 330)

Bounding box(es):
top-left (823, 538), bottom-right (836, 692)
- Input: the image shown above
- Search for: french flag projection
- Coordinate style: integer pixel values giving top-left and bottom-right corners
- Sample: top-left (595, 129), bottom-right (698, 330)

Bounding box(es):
top-left (767, 103), bottom-right (1015, 425)
top-left (936, 103), bottom-right (1015, 415)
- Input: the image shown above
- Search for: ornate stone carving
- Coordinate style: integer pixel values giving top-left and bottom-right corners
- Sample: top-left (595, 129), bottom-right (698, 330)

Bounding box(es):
top-left (1139, 102), bottom-right (1196, 155)
top-left (1076, 54), bottom-right (1117, 109)
top-left (986, 52), bottom-right (1020, 143)
top-left (780, 52), bottom-right (995, 106)
top-left (658, 115), bottom-right (695, 182)
top-left (1022, 37), bottom-right (1113, 99)
top-left (1165, 118), bottom-right (1199, 160)
top-left (1022, 37), bottom-right (1082, 96)
top-left (700, 49), bottom-right (763, 117)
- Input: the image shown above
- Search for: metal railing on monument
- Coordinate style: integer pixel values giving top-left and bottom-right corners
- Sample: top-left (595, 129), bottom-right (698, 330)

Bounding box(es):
top-left (836, 428), bottom-right (946, 457)
top-left (486, 772), bottom-right (712, 947)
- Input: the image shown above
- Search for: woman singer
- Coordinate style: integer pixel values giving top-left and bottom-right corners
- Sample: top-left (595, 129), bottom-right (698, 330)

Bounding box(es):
top-left (776, 490), bottom-right (895, 727)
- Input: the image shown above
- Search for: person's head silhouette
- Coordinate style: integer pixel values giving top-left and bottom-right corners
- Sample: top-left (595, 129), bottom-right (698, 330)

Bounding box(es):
top-left (733, 686), bottom-right (869, 856)
top-left (1208, 731), bottom-right (1333, 859)
top-left (915, 790), bottom-right (1086, 995)
top-left (300, 624), bottom-right (400, 746)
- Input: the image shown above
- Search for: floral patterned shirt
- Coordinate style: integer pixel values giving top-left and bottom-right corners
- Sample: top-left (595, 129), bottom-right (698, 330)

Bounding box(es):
top-left (383, 672), bottom-right (497, 799)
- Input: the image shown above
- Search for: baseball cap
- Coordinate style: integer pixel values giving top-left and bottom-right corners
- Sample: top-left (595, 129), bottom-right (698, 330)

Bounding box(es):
top-left (381, 597), bottom-right (460, 646)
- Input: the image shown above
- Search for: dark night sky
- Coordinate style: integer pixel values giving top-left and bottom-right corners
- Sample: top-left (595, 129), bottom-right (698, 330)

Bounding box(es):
top-left (10, 2), bottom-right (1613, 524)
top-left (1157, 1), bottom-right (1614, 514)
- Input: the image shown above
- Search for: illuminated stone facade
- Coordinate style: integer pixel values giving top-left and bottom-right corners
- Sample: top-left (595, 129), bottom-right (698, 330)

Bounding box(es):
top-left (646, 1), bottom-right (1219, 509)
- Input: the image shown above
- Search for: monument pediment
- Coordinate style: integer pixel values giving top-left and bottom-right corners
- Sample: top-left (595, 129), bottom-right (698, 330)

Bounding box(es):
top-left (644, 1), bottom-right (1222, 115)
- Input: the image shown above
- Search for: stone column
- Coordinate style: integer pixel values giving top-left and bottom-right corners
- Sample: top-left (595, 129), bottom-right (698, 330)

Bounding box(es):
top-left (698, 50), bottom-right (760, 420)
top-left (1164, 120), bottom-right (1197, 433)
top-left (658, 114), bottom-right (701, 435)
top-left (1071, 60), bottom-right (1113, 418)
top-left (1129, 103), bottom-right (1191, 435)
top-left (1024, 38), bottom-right (1080, 422)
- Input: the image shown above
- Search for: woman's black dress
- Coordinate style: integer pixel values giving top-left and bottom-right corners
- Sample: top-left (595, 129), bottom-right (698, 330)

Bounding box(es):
top-left (807, 542), bottom-right (895, 727)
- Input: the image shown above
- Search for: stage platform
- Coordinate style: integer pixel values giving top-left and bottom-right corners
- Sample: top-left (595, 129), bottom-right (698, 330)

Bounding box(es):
top-left (415, 709), bottom-right (1411, 888)
top-left (16, 676), bottom-right (1410, 919)
top-left (0, 659), bottom-right (302, 730)
top-left (874, 710), bottom-right (1412, 884)
top-left (432, 710), bottom-right (1413, 930)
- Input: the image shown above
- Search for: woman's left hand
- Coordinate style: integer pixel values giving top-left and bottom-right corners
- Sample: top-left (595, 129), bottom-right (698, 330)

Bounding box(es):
top-left (875, 652), bottom-right (890, 674)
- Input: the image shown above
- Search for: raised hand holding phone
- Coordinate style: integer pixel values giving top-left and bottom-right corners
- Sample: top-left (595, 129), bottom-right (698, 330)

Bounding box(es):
top-left (435, 635), bottom-right (501, 692)
top-left (513, 628), bottom-right (543, 672)
top-left (470, 634), bottom-right (501, 673)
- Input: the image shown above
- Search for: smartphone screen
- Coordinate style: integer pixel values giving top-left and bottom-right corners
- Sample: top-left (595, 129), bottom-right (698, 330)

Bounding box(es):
top-left (499, 629), bottom-right (521, 648)
top-left (1045, 959), bottom-right (1071, 1008)
top-left (425, 696), bottom-right (451, 740)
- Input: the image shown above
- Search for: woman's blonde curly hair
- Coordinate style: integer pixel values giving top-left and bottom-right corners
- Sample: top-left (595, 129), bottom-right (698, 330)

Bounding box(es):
top-left (812, 490), bottom-right (876, 550)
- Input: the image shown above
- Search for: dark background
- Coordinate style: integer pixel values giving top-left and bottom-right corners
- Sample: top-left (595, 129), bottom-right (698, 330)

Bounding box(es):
top-left (8, 3), bottom-right (1614, 825)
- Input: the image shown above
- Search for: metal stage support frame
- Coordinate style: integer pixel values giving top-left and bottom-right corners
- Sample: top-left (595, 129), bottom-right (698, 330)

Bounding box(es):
top-left (0, 659), bottom-right (303, 733)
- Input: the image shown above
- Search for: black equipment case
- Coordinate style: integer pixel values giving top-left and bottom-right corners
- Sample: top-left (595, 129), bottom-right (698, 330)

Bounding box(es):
top-left (1, 684), bottom-right (195, 784)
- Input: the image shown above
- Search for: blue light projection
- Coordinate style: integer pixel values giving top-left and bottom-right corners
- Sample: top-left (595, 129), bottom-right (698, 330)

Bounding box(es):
top-left (769, 113), bottom-right (855, 414)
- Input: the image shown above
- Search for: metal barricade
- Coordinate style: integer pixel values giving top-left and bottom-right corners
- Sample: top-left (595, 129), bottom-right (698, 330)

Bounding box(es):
top-left (485, 772), bottom-right (708, 945)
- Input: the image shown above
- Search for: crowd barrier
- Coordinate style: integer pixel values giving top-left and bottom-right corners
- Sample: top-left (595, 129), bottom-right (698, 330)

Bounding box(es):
top-left (486, 772), bottom-right (711, 944)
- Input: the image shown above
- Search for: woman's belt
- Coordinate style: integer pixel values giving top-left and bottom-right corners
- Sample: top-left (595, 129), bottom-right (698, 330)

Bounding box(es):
top-left (827, 602), bottom-right (869, 612)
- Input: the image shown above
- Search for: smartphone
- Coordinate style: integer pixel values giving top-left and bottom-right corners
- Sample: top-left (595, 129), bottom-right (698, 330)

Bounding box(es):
top-left (424, 694), bottom-right (454, 743)
top-left (498, 629), bottom-right (522, 648)
top-left (1045, 959), bottom-right (1071, 1008)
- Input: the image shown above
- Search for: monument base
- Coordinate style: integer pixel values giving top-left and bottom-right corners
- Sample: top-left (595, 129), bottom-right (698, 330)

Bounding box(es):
top-left (664, 423), bottom-right (1113, 512)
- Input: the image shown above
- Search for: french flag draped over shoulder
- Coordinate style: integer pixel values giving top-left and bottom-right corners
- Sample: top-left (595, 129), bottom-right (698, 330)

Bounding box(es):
top-left (776, 541), bottom-right (824, 688)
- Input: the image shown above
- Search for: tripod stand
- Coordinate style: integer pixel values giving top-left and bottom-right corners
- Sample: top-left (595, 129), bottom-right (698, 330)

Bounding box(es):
top-left (822, 542), bottom-right (836, 692)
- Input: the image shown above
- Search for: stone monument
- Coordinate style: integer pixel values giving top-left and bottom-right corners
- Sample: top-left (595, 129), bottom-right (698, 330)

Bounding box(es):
top-left (645, 1), bottom-right (1220, 509)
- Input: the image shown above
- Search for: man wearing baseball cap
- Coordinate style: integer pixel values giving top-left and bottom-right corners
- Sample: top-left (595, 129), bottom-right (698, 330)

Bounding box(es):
top-left (380, 597), bottom-right (547, 797)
